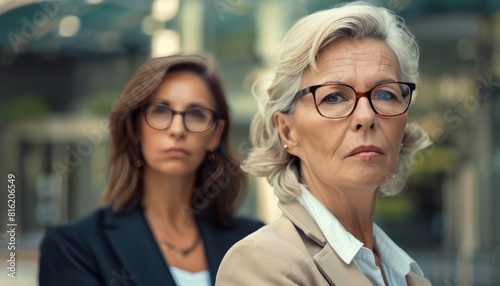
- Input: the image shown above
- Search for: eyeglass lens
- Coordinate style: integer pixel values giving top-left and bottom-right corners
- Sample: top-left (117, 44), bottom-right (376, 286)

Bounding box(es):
top-left (313, 82), bottom-right (412, 118)
top-left (144, 104), bottom-right (215, 132)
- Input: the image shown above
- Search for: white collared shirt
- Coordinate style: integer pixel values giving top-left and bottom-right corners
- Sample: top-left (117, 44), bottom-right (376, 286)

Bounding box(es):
top-left (169, 267), bottom-right (210, 286)
top-left (297, 185), bottom-right (425, 286)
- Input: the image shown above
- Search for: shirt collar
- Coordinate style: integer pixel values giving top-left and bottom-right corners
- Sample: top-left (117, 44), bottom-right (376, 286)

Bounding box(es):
top-left (373, 224), bottom-right (424, 276)
top-left (297, 184), bottom-right (423, 276)
top-left (297, 184), bottom-right (362, 264)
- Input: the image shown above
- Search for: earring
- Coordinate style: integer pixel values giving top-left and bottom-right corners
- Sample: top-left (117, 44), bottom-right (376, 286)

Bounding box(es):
top-left (135, 160), bottom-right (143, 168)
top-left (283, 144), bottom-right (288, 149)
top-left (208, 150), bottom-right (216, 162)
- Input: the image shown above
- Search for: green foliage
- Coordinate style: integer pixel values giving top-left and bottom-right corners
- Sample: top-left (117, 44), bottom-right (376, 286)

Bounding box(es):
top-left (85, 92), bottom-right (118, 116)
top-left (376, 195), bottom-right (415, 221)
top-left (1, 93), bottom-right (50, 121)
top-left (409, 146), bottom-right (456, 180)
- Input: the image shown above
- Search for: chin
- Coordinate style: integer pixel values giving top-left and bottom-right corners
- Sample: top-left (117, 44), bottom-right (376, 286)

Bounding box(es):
top-left (151, 163), bottom-right (197, 177)
top-left (347, 170), bottom-right (388, 188)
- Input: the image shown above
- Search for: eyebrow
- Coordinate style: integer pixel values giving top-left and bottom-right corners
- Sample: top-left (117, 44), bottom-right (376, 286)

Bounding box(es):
top-left (150, 99), bottom-right (211, 109)
top-left (320, 78), bottom-right (399, 87)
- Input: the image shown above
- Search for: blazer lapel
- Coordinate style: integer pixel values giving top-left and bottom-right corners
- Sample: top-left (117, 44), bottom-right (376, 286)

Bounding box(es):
top-left (279, 200), bottom-right (372, 286)
top-left (314, 244), bottom-right (372, 286)
top-left (103, 206), bottom-right (177, 285)
top-left (197, 216), bottom-right (219, 286)
top-left (406, 271), bottom-right (432, 286)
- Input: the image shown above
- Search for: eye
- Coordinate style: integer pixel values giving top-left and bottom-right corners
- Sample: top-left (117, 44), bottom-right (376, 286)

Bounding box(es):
top-left (187, 109), bottom-right (210, 121)
top-left (320, 93), bottom-right (349, 104)
top-left (373, 90), bottom-right (398, 100)
top-left (151, 105), bottom-right (171, 115)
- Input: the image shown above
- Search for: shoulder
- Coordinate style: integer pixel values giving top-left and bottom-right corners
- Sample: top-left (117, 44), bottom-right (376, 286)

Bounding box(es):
top-left (233, 215), bottom-right (305, 252)
top-left (40, 207), bottom-right (107, 251)
top-left (39, 207), bottom-right (119, 285)
top-left (229, 216), bottom-right (265, 234)
top-left (39, 208), bottom-right (109, 278)
top-left (216, 216), bottom-right (318, 285)
top-left (198, 214), bottom-right (264, 240)
top-left (43, 207), bottom-right (107, 237)
top-left (223, 215), bottom-right (312, 265)
top-left (223, 215), bottom-right (317, 267)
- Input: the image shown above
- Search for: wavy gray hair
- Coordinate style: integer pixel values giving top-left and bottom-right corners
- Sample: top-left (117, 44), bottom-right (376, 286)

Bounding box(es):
top-left (243, 1), bottom-right (432, 202)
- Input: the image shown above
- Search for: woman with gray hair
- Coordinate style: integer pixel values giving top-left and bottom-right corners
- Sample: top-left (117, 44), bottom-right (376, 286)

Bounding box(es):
top-left (216, 2), bottom-right (432, 285)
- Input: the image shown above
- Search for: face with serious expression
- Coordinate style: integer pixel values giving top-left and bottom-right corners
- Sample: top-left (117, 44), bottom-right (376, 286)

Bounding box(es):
top-left (275, 38), bottom-right (407, 193)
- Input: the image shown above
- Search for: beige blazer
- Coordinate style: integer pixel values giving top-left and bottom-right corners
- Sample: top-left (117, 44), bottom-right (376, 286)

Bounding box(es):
top-left (216, 200), bottom-right (432, 286)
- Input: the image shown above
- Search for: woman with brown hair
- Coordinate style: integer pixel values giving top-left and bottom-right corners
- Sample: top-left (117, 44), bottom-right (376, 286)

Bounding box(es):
top-left (39, 54), bottom-right (263, 286)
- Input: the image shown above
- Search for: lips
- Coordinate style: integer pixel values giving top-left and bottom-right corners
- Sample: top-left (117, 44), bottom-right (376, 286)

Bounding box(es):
top-left (163, 147), bottom-right (190, 155)
top-left (347, 145), bottom-right (384, 157)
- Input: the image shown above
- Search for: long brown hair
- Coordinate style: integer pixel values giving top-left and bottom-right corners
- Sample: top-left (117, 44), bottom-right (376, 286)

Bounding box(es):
top-left (102, 54), bottom-right (247, 226)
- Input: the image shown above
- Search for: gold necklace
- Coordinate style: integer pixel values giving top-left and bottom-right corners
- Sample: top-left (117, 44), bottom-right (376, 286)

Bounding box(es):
top-left (160, 235), bottom-right (201, 259)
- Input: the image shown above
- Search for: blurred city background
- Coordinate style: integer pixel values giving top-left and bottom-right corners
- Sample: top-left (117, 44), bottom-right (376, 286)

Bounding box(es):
top-left (0, 0), bottom-right (499, 285)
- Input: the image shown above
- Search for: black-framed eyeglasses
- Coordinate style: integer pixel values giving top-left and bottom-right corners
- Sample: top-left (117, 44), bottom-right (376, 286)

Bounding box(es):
top-left (142, 103), bottom-right (219, 133)
top-left (291, 81), bottom-right (415, 119)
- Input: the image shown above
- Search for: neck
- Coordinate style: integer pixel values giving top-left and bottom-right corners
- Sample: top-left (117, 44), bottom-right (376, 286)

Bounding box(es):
top-left (142, 166), bottom-right (196, 229)
top-left (304, 177), bottom-right (379, 251)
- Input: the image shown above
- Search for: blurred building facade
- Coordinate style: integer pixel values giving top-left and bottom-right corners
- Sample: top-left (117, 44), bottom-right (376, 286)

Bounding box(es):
top-left (0, 0), bottom-right (499, 284)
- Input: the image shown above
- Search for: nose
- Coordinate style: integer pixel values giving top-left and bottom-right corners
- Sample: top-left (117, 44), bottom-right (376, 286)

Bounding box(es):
top-left (350, 97), bottom-right (376, 131)
top-left (167, 114), bottom-right (187, 137)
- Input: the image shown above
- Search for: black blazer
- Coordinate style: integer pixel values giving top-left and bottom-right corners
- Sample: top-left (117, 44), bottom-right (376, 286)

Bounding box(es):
top-left (38, 206), bottom-right (264, 286)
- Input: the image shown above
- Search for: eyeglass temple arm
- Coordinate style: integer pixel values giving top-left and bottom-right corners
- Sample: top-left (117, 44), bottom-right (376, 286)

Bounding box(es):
top-left (293, 86), bottom-right (319, 101)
